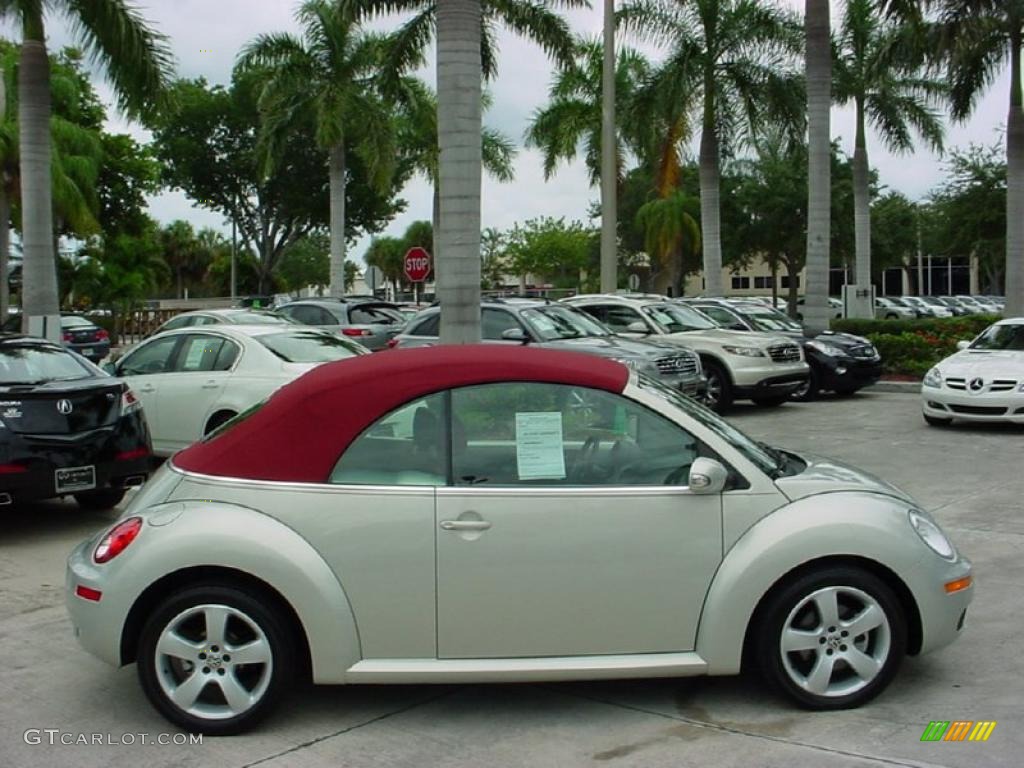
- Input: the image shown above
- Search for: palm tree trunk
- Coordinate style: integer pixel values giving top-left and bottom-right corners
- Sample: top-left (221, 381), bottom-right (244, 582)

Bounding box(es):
top-left (0, 183), bottom-right (9, 320)
top-left (1005, 26), bottom-right (1023, 317)
top-left (432, 181), bottom-right (441, 265)
top-left (850, 97), bottom-right (873, 318)
top-left (18, 34), bottom-right (60, 340)
top-left (328, 143), bottom-right (347, 298)
top-left (436, 0), bottom-right (482, 343)
top-left (599, 0), bottom-right (617, 293)
top-left (803, 0), bottom-right (832, 334)
top-left (698, 103), bottom-right (723, 297)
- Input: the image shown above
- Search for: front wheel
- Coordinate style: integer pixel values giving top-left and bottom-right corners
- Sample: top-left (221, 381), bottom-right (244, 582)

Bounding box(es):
top-left (790, 369), bottom-right (819, 402)
top-left (756, 566), bottom-right (906, 710)
top-left (137, 585), bottom-right (294, 735)
top-left (702, 360), bottom-right (733, 412)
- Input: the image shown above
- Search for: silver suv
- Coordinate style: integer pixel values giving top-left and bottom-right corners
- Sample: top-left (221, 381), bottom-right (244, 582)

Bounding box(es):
top-left (564, 295), bottom-right (808, 410)
top-left (392, 300), bottom-right (705, 397)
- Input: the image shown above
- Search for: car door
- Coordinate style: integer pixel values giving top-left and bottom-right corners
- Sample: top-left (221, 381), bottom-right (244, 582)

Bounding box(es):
top-left (116, 335), bottom-right (185, 453)
top-left (436, 382), bottom-right (723, 659)
top-left (156, 333), bottom-right (239, 451)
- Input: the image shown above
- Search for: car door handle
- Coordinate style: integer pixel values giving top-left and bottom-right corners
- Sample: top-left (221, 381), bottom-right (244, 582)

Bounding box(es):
top-left (201, 380), bottom-right (220, 389)
top-left (138, 385), bottom-right (155, 393)
top-left (439, 520), bottom-right (492, 532)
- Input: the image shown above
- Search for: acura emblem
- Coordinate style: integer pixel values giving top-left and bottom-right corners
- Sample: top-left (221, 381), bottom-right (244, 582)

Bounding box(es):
top-left (56, 399), bottom-right (73, 415)
top-left (968, 377), bottom-right (984, 392)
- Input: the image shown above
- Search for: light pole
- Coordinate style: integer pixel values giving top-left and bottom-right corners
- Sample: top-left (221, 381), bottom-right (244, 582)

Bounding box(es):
top-left (599, 0), bottom-right (617, 292)
top-left (230, 200), bottom-right (237, 302)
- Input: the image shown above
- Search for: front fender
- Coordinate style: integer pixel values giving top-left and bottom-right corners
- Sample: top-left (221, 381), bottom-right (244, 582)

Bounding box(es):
top-left (696, 492), bottom-right (928, 674)
top-left (113, 502), bottom-right (361, 683)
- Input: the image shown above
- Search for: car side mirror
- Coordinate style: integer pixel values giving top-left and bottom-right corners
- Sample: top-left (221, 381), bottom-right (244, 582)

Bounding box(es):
top-left (688, 457), bottom-right (728, 494)
top-left (626, 321), bottom-right (649, 334)
top-left (501, 328), bottom-right (529, 343)
top-left (956, 340), bottom-right (971, 351)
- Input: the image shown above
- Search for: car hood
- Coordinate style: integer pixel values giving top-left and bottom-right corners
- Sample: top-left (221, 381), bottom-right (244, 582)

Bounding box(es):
top-left (662, 328), bottom-right (792, 348)
top-left (543, 335), bottom-right (687, 360)
top-left (774, 451), bottom-right (913, 504)
top-left (935, 349), bottom-right (1024, 378)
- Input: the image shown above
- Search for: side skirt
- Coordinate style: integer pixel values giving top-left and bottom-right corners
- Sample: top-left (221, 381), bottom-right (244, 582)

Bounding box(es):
top-left (343, 652), bottom-right (708, 684)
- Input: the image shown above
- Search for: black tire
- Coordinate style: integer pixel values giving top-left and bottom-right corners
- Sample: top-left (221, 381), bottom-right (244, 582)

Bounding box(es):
top-left (885, 313), bottom-right (898, 320)
top-left (702, 360), bottom-right (733, 412)
top-left (74, 488), bottom-right (126, 510)
top-left (756, 566), bottom-right (906, 710)
top-left (790, 368), bottom-right (819, 402)
top-left (204, 411), bottom-right (237, 436)
top-left (833, 386), bottom-right (860, 397)
top-left (924, 414), bottom-right (952, 427)
top-left (137, 584), bottom-right (294, 735)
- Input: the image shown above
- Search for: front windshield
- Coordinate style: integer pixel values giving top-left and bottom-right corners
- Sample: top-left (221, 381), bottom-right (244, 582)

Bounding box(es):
top-left (735, 306), bottom-right (802, 333)
top-left (0, 344), bottom-right (93, 384)
top-left (643, 304), bottom-right (717, 332)
top-left (969, 323), bottom-right (1024, 351)
top-left (257, 330), bottom-right (368, 362)
top-left (637, 375), bottom-right (782, 477)
top-left (521, 306), bottom-right (611, 340)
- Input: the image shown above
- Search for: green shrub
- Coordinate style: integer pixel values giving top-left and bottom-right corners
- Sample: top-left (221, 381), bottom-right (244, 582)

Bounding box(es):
top-left (830, 316), bottom-right (1000, 377)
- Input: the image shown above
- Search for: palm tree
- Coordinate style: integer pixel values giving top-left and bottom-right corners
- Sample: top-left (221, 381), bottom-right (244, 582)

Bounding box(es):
top-left (834, 0), bottom-right (944, 314)
top-left (238, 0), bottom-right (398, 299)
top-left (366, 0), bottom-right (582, 342)
top-left (399, 80), bottom-right (516, 265)
top-left (619, 0), bottom-right (803, 299)
top-left (526, 39), bottom-right (649, 188)
top-left (932, 0), bottom-right (1023, 315)
top-left (0, 0), bottom-right (172, 339)
top-left (803, 0), bottom-right (832, 334)
top-left (635, 190), bottom-right (701, 296)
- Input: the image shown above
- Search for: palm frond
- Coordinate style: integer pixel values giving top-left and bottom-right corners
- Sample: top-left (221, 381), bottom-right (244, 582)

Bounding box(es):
top-left (486, 0), bottom-right (577, 66)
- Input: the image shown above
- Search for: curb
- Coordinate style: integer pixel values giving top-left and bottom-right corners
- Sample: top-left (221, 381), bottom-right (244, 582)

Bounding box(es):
top-left (866, 380), bottom-right (920, 394)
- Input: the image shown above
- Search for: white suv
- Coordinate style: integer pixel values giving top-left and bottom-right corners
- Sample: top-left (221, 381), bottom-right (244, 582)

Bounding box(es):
top-left (563, 295), bottom-right (809, 410)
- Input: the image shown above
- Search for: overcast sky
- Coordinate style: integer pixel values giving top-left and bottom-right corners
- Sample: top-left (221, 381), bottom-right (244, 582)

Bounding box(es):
top-left (13, 0), bottom-right (1011, 266)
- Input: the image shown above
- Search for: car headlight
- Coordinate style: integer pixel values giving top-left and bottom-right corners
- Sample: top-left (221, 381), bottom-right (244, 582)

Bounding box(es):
top-left (610, 357), bottom-right (643, 370)
top-left (806, 339), bottom-right (844, 357)
top-left (722, 345), bottom-right (765, 358)
top-left (909, 510), bottom-right (956, 560)
top-left (923, 367), bottom-right (942, 388)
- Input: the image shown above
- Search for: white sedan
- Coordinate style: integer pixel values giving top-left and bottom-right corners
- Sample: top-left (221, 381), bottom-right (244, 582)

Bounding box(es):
top-left (107, 325), bottom-right (369, 454)
top-left (922, 317), bottom-right (1024, 426)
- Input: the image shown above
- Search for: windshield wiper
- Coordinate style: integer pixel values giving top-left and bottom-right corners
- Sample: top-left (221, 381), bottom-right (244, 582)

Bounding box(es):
top-left (757, 441), bottom-right (787, 478)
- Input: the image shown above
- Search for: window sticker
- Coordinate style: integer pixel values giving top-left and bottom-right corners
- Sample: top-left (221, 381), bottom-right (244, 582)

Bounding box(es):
top-left (515, 411), bottom-right (566, 480)
top-left (182, 340), bottom-right (207, 370)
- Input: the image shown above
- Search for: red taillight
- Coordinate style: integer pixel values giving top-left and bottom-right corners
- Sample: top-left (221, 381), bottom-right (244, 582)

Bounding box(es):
top-left (0, 463), bottom-right (27, 474)
top-left (121, 388), bottom-right (141, 413)
top-left (62, 332), bottom-right (73, 342)
top-left (341, 328), bottom-right (372, 337)
top-left (93, 517), bottom-right (143, 564)
top-left (115, 447), bottom-right (149, 462)
top-left (75, 585), bottom-right (102, 602)
top-left (96, 328), bottom-right (109, 340)
top-left (386, 338), bottom-right (400, 349)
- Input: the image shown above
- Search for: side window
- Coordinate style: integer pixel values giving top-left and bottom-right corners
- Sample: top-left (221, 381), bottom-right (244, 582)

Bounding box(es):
top-left (213, 340), bottom-right (241, 370)
top-left (603, 306), bottom-right (646, 332)
top-left (451, 383), bottom-right (703, 487)
top-left (482, 309), bottom-right (524, 340)
top-left (119, 336), bottom-right (181, 376)
top-left (410, 314), bottom-right (440, 337)
top-left (161, 315), bottom-right (193, 331)
top-left (576, 305), bottom-right (607, 324)
top-left (192, 315), bottom-right (218, 326)
top-left (330, 393), bottom-right (447, 485)
top-left (175, 335), bottom-right (227, 373)
top-left (285, 305), bottom-right (326, 325)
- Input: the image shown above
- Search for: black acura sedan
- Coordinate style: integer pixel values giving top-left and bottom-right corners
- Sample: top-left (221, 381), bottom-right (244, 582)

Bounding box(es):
top-left (0, 335), bottom-right (151, 509)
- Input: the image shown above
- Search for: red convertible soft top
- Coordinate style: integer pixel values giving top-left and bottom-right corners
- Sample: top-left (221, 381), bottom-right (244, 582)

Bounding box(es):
top-left (172, 345), bottom-right (629, 483)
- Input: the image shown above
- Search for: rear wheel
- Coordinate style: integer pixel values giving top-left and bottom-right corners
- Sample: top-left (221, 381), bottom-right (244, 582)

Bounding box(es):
top-left (924, 414), bottom-right (952, 427)
top-left (757, 566), bottom-right (906, 710)
top-left (74, 488), bottom-right (126, 510)
top-left (137, 585), bottom-right (294, 735)
top-left (702, 360), bottom-right (733, 412)
top-left (204, 411), bottom-right (237, 436)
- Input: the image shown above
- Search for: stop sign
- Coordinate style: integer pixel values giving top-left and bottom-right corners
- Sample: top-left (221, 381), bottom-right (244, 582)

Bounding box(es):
top-left (404, 247), bottom-right (432, 283)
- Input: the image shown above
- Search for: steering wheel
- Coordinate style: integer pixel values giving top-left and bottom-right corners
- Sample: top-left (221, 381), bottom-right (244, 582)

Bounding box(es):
top-left (570, 436), bottom-right (601, 482)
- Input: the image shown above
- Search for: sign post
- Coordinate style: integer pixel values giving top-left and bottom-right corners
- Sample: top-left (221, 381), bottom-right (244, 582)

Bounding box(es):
top-left (404, 247), bottom-right (432, 304)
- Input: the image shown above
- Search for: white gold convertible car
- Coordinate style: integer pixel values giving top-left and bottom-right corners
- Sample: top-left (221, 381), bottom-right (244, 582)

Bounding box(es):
top-left (922, 317), bottom-right (1024, 425)
top-left (67, 346), bottom-right (973, 734)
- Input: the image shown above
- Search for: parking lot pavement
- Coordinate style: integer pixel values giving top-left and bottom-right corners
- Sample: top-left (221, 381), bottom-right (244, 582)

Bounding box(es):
top-left (1, 390), bottom-right (1020, 768)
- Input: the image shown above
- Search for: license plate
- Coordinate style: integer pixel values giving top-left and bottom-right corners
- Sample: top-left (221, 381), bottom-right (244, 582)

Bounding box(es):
top-left (56, 465), bottom-right (96, 493)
